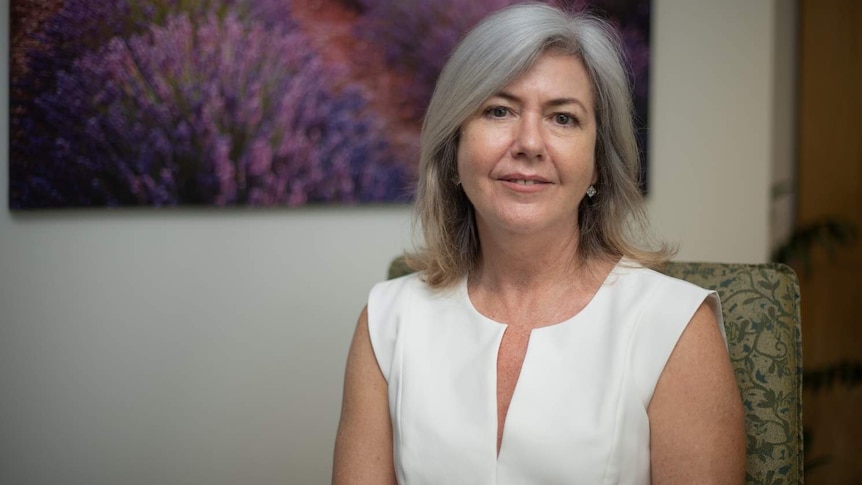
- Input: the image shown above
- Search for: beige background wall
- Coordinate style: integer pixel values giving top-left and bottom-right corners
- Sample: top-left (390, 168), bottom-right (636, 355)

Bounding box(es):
top-left (0, 1), bottom-right (789, 483)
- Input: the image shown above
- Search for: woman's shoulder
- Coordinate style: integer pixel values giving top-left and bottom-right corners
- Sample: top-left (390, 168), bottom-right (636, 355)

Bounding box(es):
top-left (368, 271), bottom-right (450, 322)
top-left (608, 259), bottom-right (722, 331)
top-left (613, 258), bottom-right (712, 295)
top-left (370, 270), bottom-right (465, 303)
top-left (370, 271), bottom-right (427, 300)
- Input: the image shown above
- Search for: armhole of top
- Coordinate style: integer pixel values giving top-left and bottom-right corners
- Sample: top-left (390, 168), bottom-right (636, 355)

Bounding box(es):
top-left (704, 291), bottom-right (727, 347)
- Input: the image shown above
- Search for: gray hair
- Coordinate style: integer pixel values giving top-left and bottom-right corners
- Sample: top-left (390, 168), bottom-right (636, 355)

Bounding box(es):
top-left (408, 2), bottom-right (670, 288)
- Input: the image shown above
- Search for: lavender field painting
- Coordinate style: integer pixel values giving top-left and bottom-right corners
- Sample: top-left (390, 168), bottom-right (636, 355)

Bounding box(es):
top-left (10, 0), bottom-right (651, 209)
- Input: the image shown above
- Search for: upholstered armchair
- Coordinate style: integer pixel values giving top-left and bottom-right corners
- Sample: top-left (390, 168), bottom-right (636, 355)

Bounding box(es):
top-left (387, 259), bottom-right (803, 484)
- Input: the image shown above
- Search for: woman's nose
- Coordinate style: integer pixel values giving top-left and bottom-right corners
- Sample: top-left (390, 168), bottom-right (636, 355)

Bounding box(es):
top-left (511, 115), bottom-right (545, 160)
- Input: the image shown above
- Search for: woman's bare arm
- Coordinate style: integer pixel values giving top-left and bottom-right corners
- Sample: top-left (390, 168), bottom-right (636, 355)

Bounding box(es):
top-left (332, 307), bottom-right (397, 485)
top-left (648, 302), bottom-right (746, 484)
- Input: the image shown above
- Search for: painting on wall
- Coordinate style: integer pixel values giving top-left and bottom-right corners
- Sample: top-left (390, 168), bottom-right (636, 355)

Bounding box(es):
top-left (9, 0), bottom-right (651, 209)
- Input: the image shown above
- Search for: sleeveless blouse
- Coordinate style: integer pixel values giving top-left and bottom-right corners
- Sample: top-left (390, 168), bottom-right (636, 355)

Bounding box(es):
top-left (367, 261), bottom-right (723, 484)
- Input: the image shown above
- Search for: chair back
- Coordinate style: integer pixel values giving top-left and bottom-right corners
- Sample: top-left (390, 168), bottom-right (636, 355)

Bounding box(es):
top-left (387, 258), bottom-right (803, 483)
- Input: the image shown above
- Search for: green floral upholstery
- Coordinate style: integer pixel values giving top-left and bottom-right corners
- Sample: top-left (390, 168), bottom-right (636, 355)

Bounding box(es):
top-left (387, 259), bottom-right (803, 484)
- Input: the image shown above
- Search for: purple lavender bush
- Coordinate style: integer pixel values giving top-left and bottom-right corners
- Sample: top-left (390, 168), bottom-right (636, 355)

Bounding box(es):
top-left (16, 0), bottom-right (296, 101)
top-left (12, 11), bottom-right (407, 207)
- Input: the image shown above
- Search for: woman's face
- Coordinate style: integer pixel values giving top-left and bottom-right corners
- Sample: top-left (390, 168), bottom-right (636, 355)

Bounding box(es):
top-left (456, 52), bottom-right (597, 240)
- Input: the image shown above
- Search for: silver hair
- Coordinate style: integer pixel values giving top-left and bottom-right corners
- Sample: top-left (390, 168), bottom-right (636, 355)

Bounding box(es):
top-left (409, 2), bottom-right (669, 288)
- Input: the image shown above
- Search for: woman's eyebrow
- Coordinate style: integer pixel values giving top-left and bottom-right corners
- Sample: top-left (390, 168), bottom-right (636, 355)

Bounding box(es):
top-left (488, 91), bottom-right (520, 103)
top-left (490, 91), bottom-right (587, 112)
top-left (545, 97), bottom-right (587, 111)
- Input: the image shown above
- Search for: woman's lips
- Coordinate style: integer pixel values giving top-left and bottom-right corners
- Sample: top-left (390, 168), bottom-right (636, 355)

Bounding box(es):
top-left (499, 175), bottom-right (551, 191)
top-left (506, 179), bottom-right (545, 186)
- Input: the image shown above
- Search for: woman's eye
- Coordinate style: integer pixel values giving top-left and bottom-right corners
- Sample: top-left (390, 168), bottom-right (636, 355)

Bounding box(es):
top-left (487, 106), bottom-right (509, 118)
top-left (554, 113), bottom-right (576, 125)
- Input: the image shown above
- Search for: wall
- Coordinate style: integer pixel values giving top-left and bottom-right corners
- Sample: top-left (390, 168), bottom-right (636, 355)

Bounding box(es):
top-left (649, 1), bottom-right (775, 261)
top-left (0, 1), bottom-right (786, 483)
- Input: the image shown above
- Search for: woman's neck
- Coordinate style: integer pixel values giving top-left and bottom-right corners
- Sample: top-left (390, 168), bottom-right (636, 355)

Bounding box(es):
top-left (467, 224), bottom-right (617, 328)
top-left (475, 232), bottom-right (582, 290)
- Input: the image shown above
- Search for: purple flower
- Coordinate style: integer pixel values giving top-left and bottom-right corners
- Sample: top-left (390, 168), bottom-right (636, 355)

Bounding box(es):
top-left (13, 10), bottom-right (408, 207)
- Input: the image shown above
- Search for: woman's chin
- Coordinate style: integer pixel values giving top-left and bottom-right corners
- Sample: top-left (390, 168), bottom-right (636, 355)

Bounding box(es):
top-left (480, 212), bottom-right (578, 239)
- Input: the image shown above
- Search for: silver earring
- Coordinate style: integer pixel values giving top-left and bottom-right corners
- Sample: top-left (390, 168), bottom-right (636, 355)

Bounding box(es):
top-left (586, 185), bottom-right (597, 198)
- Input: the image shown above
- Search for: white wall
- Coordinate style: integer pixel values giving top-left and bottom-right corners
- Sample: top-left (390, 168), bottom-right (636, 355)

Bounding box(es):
top-left (649, 1), bottom-right (776, 262)
top-left (0, 1), bottom-right (787, 483)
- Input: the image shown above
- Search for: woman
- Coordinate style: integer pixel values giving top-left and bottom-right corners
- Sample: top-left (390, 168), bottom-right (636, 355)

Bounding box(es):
top-left (333, 3), bottom-right (744, 484)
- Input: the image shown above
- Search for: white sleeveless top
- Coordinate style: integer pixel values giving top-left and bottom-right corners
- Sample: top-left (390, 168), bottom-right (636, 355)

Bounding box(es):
top-left (367, 261), bottom-right (723, 484)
